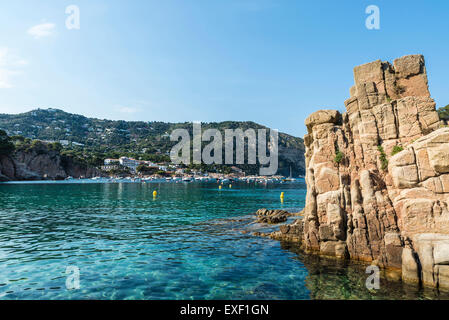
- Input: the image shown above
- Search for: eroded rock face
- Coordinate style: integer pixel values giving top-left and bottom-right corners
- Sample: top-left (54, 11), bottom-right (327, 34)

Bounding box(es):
top-left (269, 219), bottom-right (304, 242)
top-left (0, 149), bottom-right (101, 181)
top-left (301, 54), bottom-right (449, 289)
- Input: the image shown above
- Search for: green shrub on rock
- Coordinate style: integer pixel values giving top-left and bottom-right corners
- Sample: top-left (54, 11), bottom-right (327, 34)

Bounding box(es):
top-left (391, 145), bottom-right (404, 156)
top-left (437, 104), bottom-right (449, 121)
top-left (334, 149), bottom-right (344, 164)
top-left (377, 145), bottom-right (388, 171)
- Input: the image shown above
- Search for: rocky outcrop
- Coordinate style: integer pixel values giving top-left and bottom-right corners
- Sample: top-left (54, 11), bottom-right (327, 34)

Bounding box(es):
top-left (269, 219), bottom-right (304, 242)
top-left (255, 208), bottom-right (291, 224)
top-left (288, 54), bottom-right (449, 290)
top-left (0, 149), bottom-right (102, 181)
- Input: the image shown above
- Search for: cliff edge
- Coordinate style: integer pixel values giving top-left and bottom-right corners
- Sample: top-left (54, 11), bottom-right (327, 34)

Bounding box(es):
top-left (0, 142), bottom-right (102, 181)
top-left (277, 55), bottom-right (449, 290)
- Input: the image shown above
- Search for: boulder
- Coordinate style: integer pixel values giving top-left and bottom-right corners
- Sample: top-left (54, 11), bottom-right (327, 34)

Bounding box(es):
top-left (305, 110), bottom-right (341, 132)
top-left (255, 209), bottom-right (290, 224)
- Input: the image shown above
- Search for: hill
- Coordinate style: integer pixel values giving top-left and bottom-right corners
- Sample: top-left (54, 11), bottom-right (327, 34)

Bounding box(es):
top-left (0, 108), bottom-right (305, 176)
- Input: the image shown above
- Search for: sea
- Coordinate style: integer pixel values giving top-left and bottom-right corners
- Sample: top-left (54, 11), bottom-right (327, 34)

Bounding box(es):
top-left (0, 180), bottom-right (447, 300)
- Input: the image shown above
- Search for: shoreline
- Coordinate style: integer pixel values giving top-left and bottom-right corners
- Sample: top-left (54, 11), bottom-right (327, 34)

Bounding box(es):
top-left (0, 176), bottom-right (306, 185)
top-left (249, 207), bottom-right (449, 293)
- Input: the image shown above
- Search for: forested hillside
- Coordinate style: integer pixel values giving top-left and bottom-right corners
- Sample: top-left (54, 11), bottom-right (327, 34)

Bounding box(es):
top-left (0, 108), bottom-right (305, 176)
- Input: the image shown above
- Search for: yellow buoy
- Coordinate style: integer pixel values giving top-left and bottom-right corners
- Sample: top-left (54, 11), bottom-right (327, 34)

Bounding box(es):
top-left (219, 185), bottom-right (222, 190)
top-left (280, 192), bottom-right (285, 199)
top-left (229, 184), bottom-right (232, 188)
top-left (153, 190), bottom-right (158, 197)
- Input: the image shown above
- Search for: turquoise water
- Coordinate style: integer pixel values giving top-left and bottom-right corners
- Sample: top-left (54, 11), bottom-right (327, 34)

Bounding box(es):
top-left (0, 182), bottom-right (309, 299)
top-left (0, 181), bottom-right (448, 300)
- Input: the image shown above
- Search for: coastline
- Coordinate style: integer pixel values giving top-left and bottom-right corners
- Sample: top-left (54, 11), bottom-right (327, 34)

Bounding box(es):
top-left (0, 175), bottom-right (305, 184)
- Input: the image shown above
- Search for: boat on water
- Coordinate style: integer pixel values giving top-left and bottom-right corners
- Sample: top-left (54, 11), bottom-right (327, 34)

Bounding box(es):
top-left (283, 166), bottom-right (295, 182)
top-left (141, 177), bottom-right (165, 183)
top-left (196, 177), bottom-right (216, 182)
top-left (72, 174), bottom-right (302, 185)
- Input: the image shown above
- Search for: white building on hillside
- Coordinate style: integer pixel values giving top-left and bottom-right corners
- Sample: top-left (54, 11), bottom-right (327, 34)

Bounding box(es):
top-left (104, 159), bottom-right (120, 165)
top-left (119, 157), bottom-right (140, 172)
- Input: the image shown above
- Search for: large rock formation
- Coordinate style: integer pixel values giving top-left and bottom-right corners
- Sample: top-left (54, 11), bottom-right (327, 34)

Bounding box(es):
top-left (0, 148), bottom-right (102, 181)
top-left (288, 55), bottom-right (449, 290)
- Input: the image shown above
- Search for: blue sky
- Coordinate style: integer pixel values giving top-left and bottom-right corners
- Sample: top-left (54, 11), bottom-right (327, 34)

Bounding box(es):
top-left (0, 0), bottom-right (448, 137)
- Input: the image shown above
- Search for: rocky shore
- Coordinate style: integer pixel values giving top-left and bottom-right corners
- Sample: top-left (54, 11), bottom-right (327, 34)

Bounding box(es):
top-left (0, 148), bottom-right (102, 181)
top-left (258, 55), bottom-right (449, 291)
top-left (255, 208), bottom-right (291, 224)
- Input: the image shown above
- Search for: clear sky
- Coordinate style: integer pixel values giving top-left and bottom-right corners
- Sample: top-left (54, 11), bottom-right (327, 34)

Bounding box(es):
top-left (0, 0), bottom-right (448, 137)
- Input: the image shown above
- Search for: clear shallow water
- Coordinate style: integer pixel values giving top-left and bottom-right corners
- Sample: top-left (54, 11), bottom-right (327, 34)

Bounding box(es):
top-left (0, 181), bottom-right (448, 300)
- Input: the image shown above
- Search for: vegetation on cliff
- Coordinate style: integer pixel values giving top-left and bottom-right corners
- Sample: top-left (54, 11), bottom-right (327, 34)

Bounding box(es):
top-left (9, 135), bottom-right (82, 166)
top-left (377, 145), bottom-right (388, 170)
top-left (391, 145), bottom-right (404, 156)
top-left (334, 149), bottom-right (344, 164)
top-left (0, 133), bottom-right (98, 179)
top-left (0, 130), bottom-right (14, 155)
top-left (438, 104), bottom-right (449, 121)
